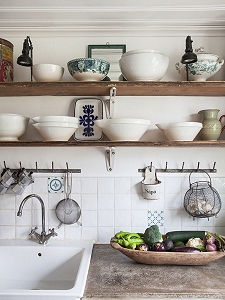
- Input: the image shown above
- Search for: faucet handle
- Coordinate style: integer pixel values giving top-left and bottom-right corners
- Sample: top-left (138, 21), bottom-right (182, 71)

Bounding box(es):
top-left (48, 228), bottom-right (58, 237)
top-left (29, 226), bottom-right (38, 237)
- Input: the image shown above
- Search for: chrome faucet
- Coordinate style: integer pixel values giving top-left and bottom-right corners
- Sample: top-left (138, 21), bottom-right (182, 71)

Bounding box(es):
top-left (17, 194), bottom-right (57, 244)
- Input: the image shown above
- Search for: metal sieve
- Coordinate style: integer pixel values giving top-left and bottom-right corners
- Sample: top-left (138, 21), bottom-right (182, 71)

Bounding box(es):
top-left (55, 171), bottom-right (81, 226)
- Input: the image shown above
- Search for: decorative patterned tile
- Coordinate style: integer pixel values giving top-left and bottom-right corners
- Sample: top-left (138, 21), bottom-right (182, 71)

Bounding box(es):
top-left (48, 177), bottom-right (64, 193)
top-left (148, 210), bottom-right (164, 227)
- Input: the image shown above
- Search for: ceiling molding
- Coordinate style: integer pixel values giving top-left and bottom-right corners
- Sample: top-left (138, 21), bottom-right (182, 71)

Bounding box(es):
top-left (1, 3), bottom-right (225, 33)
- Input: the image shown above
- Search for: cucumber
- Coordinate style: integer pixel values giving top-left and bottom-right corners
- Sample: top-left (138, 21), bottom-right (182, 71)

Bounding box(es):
top-left (165, 231), bottom-right (206, 243)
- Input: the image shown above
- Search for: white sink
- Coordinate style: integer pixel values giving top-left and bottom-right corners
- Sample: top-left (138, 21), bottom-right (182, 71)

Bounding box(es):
top-left (0, 239), bottom-right (93, 300)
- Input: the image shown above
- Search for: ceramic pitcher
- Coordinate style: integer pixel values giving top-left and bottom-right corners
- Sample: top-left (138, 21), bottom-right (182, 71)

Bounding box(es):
top-left (198, 109), bottom-right (225, 140)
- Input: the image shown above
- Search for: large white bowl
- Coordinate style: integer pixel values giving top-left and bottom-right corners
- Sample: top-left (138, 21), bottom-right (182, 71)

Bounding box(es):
top-left (95, 118), bottom-right (151, 141)
top-left (32, 122), bottom-right (78, 141)
top-left (0, 113), bottom-right (30, 141)
top-left (156, 122), bottom-right (203, 141)
top-left (67, 58), bottom-right (110, 81)
top-left (32, 116), bottom-right (78, 124)
top-left (119, 49), bottom-right (169, 81)
top-left (33, 64), bottom-right (64, 82)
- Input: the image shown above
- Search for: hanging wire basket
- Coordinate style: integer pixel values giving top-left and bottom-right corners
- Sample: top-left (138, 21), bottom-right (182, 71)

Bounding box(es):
top-left (184, 171), bottom-right (221, 219)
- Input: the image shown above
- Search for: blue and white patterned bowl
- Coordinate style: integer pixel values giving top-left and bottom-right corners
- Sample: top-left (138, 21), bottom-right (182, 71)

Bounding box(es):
top-left (67, 58), bottom-right (110, 81)
top-left (175, 60), bottom-right (224, 81)
top-left (175, 47), bottom-right (224, 81)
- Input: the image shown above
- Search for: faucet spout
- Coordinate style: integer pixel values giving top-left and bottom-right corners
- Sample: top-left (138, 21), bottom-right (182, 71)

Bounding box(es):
top-left (17, 194), bottom-right (57, 244)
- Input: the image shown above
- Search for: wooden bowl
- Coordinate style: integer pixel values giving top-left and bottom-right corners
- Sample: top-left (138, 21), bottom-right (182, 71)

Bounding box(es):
top-left (111, 242), bottom-right (225, 265)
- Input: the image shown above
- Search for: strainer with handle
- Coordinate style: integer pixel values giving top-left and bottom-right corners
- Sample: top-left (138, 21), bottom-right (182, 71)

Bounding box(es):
top-left (55, 171), bottom-right (81, 226)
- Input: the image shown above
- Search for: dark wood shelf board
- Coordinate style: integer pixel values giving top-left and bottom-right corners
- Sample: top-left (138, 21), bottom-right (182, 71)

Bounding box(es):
top-left (1, 81), bottom-right (225, 97)
top-left (0, 140), bottom-right (224, 147)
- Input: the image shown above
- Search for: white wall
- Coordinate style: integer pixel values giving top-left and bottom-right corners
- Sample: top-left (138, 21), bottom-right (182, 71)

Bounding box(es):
top-left (0, 10), bottom-right (225, 242)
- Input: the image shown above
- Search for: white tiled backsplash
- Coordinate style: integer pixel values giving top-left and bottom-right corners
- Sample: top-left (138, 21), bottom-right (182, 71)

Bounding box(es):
top-left (0, 174), bottom-right (224, 243)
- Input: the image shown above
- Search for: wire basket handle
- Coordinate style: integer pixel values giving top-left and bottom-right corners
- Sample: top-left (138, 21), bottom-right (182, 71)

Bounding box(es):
top-left (189, 170), bottom-right (212, 187)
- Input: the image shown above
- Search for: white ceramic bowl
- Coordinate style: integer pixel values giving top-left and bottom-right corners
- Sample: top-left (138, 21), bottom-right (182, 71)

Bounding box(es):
top-left (95, 118), bottom-right (151, 141)
top-left (0, 113), bottom-right (30, 141)
top-left (32, 116), bottom-right (78, 124)
top-left (32, 122), bottom-right (78, 141)
top-left (156, 122), bottom-right (203, 141)
top-left (67, 58), bottom-right (110, 81)
top-left (119, 49), bottom-right (169, 81)
top-left (33, 64), bottom-right (64, 82)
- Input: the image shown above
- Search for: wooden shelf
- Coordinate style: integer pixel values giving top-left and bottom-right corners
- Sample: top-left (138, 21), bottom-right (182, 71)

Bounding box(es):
top-left (1, 81), bottom-right (225, 148)
top-left (1, 81), bottom-right (225, 97)
top-left (0, 140), bottom-right (224, 147)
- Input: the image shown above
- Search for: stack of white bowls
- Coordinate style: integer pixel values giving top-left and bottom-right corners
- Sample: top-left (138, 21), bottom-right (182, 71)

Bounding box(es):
top-left (32, 116), bottom-right (79, 141)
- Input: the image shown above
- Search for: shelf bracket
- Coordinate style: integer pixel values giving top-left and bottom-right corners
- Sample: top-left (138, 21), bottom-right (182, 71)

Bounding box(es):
top-left (105, 87), bottom-right (116, 119)
top-left (105, 147), bottom-right (116, 172)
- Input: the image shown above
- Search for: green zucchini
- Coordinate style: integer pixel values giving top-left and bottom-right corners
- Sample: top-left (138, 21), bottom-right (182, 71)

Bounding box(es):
top-left (165, 231), bottom-right (206, 243)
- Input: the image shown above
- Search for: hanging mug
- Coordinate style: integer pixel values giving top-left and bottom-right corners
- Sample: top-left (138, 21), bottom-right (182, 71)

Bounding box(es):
top-left (198, 109), bottom-right (225, 141)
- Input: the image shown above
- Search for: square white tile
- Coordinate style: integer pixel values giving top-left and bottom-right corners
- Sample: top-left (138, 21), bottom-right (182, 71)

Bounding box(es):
top-left (82, 194), bottom-right (97, 210)
top-left (81, 178), bottom-right (97, 194)
top-left (115, 177), bottom-right (131, 194)
top-left (115, 194), bottom-right (131, 210)
top-left (98, 210), bottom-right (114, 226)
top-left (98, 177), bottom-right (114, 194)
top-left (98, 194), bottom-right (114, 210)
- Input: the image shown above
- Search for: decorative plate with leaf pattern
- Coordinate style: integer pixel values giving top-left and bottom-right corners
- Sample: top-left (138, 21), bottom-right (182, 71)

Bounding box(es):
top-left (74, 97), bottom-right (103, 140)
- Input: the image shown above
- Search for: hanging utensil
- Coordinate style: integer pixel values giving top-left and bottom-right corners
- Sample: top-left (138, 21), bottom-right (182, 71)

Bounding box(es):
top-left (55, 171), bottom-right (81, 227)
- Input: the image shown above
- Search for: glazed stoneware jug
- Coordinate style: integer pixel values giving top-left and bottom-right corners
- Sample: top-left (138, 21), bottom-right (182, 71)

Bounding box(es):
top-left (198, 109), bottom-right (225, 140)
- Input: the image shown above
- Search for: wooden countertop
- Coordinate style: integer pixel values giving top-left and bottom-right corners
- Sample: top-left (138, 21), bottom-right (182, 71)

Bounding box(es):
top-left (83, 244), bottom-right (225, 299)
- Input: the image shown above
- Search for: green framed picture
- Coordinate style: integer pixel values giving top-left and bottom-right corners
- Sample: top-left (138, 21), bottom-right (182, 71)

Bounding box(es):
top-left (88, 44), bottom-right (126, 81)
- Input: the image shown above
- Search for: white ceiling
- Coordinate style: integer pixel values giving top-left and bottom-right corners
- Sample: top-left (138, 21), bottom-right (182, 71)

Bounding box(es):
top-left (0, 0), bottom-right (225, 32)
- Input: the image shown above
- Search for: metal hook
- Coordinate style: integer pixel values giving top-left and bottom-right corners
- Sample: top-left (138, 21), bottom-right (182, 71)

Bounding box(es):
top-left (51, 161), bottom-right (54, 172)
top-left (213, 162), bottom-right (216, 170)
top-left (149, 162), bottom-right (152, 171)
top-left (181, 162), bottom-right (185, 171)
top-left (19, 161), bottom-right (22, 169)
top-left (66, 162), bottom-right (69, 171)
top-left (35, 161), bottom-right (38, 171)
top-left (165, 162), bottom-right (168, 172)
top-left (197, 162), bottom-right (200, 171)
top-left (3, 161), bottom-right (6, 169)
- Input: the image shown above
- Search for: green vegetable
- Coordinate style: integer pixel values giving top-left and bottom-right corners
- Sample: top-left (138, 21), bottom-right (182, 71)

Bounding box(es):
top-left (173, 241), bottom-right (184, 247)
top-left (115, 231), bottom-right (130, 239)
top-left (143, 225), bottom-right (163, 248)
top-left (113, 231), bottom-right (144, 249)
top-left (165, 231), bottom-right (205, 243)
